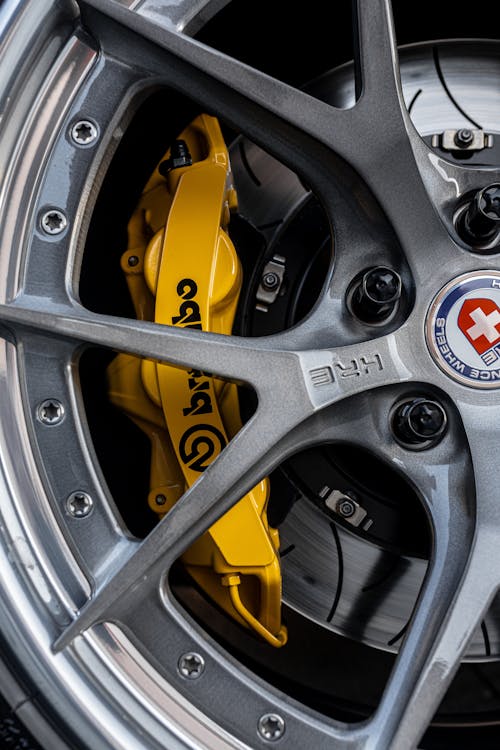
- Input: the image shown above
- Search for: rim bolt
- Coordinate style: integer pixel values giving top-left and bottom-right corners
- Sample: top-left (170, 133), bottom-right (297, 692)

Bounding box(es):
top-left (392, 397), bottom-right (447, 448)
top-left (70, 119), bottom-right (98, 146)
top-left (159, 140), bottom-right (192, 176)
top-left (454, 128), bottom-right (474, 148)
top-left (350, 266), bottom-right (402, 323)
top-left (257, 713), bottom-right (285, 742)
top-left (460, 183), bottom-right (500, 245)
top-left (178, 652), bottom-right (205, 679)
top-left (41, 209), bottom-right (67, 236)
top-left (336, 499), bottom-right (356, 518)
top-left (36, 399), bottom-right (64, 426)
top-left (262, 272), bottom-right (280, 291)
top-left (66, 491), bottom-right (93, 518)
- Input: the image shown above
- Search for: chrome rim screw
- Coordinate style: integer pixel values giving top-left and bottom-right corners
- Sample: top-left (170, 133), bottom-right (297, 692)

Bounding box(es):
top-left (41, 209), bottom-right (67, 235)
top-left (178, 652), bottom-right (205, 679)
top-left (37, 399), bottom-right (64, 426)
top-left (71, 119), bottom-right (98, 146)
top-left (257, 713), bottom-right (285, 742)
top-left (66, 492), bottom-right (94, 519)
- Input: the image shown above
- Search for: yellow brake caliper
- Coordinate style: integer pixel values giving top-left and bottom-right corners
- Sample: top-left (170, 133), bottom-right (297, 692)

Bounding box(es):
top-left (108, 114), bottom-right (286, 647)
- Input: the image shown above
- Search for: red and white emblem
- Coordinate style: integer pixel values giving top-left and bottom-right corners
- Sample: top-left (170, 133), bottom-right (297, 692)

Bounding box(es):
top-left (458, 298), bottom-right (500, 355)
top-left (427, 272), bottom-right (500, 389)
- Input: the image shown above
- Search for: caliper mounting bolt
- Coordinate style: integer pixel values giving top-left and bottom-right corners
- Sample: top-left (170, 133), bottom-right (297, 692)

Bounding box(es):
top-left (261, 272), bottom-right (280, 291)
top-left (392, 397), bottom-right (447, 448)
top-left (454, 128), bottom-right (474, 149)
top-left (256, 255), bottom-right (286, 312)
top-left (460, 183), bottom-right (500, 246)
top-left (350, 266), bottom-right (402, 323)
top-left (159, 140), bottom-right (193, 176)
top-left (336, 499), bottom-right (356, 518)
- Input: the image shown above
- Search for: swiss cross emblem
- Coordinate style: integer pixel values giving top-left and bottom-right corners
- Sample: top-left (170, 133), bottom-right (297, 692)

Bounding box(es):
top-left (427, 273), bottom-right (500, 389)
top-left (458, 298), bottom-right (500, 355)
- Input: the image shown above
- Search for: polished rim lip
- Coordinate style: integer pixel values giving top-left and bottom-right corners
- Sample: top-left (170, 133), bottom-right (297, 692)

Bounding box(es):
top-left (425, 270), bottom-right (500, 390)
top-left (0, 1), bottom-right (253, 748)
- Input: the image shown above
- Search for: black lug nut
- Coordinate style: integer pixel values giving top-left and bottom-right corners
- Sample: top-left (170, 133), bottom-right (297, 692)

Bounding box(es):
top-left (460, 183), bottom-right (500, 246)
top-left (392, 397), bottom-right (447, 448)
top-left (350, 266), bottom-right (402, 323)
top-left (159, 140), bottom-right (193, 177)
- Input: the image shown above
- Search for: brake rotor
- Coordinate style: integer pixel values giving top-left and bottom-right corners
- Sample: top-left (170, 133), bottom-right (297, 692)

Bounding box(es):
top-left (230, 40), bottom-right (500, 659)
top-left (106, 40), bottom-right (500, 661)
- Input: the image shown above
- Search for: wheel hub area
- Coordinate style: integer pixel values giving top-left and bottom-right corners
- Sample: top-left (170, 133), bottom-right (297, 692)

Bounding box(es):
top-left (426, 271), bottom-right (500, 389)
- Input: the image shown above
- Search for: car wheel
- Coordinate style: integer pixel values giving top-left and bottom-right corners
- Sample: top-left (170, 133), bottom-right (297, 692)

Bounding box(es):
top-left (0, 1), bottom-right (500, 749)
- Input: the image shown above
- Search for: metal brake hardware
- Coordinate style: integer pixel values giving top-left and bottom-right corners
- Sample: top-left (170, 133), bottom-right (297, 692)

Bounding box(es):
top-left (108, 114), bottom-right (287, 647)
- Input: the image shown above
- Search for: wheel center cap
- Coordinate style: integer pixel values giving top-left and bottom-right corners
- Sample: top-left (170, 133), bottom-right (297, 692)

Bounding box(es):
top-left (426, 271), bottom-right (500, 389)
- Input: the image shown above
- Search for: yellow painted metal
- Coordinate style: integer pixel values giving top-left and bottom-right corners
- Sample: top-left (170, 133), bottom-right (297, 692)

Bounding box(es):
top-left (108, 114), bottom-right (286, 647)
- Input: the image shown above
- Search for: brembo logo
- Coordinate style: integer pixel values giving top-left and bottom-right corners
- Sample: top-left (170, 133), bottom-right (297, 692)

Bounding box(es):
top-left (179, 424), bottom-right (227, 473)
top-left (172, 278), bottom-right (225, 473)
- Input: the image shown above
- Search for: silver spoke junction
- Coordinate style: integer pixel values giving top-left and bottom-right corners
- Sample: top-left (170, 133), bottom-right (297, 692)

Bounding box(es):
top-left (80, 0), bottom-right (459, 282)
top-left (374, 400), bottom-right (500, 750)
top-left (1, 0), bottom-right (500, 749)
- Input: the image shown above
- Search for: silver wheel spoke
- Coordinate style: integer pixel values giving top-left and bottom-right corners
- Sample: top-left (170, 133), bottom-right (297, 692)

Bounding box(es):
top-left (2, 0), bottom-right (500, 748)
top-left (353, 0), bottom-right (401, 102)
top-left (78, 0), bottom-right (456, 282)
top-left (40, 315), bottom-right (412, 652)
top-left (79, 0), bottom-right (354, 155)
top-left (353, 400), bottom-right (500, 750)
top-left (0, 298), bottom-right (414, 407)
top-left (299, 330), bottom-right (415, 411)
top-left (0, 299), bottom-right (294, 386)
top-left (352, 0), bottom-right (457, 280)
top-left (53, 400), bottom-right (313, 652)
top-left (368, 537), bottom-right (495, 750)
